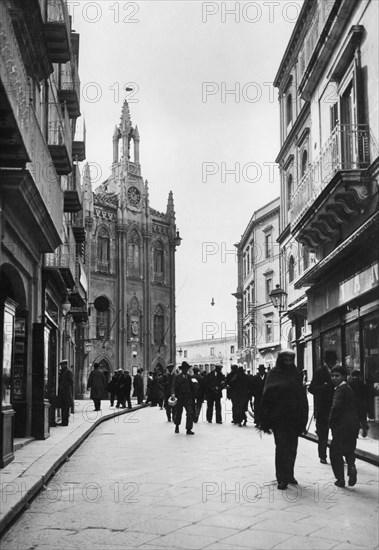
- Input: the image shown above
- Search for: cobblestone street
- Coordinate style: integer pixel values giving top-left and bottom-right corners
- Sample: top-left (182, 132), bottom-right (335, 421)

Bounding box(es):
top-left (1, 403), bottom-right (378, 549)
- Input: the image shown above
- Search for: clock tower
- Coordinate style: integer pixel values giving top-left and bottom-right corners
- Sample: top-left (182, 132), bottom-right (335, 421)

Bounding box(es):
top-left (85, 101), bottom-right (181, 386)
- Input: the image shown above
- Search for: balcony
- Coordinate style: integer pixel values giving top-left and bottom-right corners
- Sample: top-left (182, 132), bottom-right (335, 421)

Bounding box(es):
top-left (72, 210), bottom-right (86, 243)
top-left (69, 258), bottom-right (88, 322)
top-left (47, 102), bottom-right (72, 175)
top-left (44, 242), bottom-right (76, 288)
top-left (44, 0), bottom-right (71, 63)
top-left (63, 163), bottom-right (82, 212)
top-left (291, 124), bottom-right (373, 249)
top-left (72, 119), bottom-right (86, 162)
top-left (57, 59), bottom-right (81, 119)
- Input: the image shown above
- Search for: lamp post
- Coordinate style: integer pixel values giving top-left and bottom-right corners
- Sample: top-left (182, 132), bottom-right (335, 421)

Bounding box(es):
top-left (269, 284), bottom-right (288, 350)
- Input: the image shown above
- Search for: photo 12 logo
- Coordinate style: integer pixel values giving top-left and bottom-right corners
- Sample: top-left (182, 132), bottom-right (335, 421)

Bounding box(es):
top-left (201, 2), bottom-right (302, 24)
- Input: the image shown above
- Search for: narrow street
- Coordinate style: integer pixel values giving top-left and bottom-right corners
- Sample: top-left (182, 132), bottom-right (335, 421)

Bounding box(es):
top-left (2, 403), bottom-right (378, 550)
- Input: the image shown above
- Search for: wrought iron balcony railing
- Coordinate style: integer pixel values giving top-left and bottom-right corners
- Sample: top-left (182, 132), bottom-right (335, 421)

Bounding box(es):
top-left (291, 124), bottom-right (371, 226)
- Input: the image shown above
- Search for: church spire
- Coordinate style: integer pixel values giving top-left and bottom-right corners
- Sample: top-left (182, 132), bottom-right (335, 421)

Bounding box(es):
top-left (120, 100), bottom-right (132, 160)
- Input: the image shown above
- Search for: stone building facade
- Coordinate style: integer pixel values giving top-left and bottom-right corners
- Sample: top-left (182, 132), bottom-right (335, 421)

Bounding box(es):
top-left (81, 101), bottom-right (181, 388)
top-left (0, 0), bottom-right (86, 466)
top-left (234, 198), bottom-right (281, 374)
top-left (274, 0), bottom-right (379, 433)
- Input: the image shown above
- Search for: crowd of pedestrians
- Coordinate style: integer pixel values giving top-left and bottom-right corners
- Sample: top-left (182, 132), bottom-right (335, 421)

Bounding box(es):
top-left (56, 350), bottom-right (372, 492)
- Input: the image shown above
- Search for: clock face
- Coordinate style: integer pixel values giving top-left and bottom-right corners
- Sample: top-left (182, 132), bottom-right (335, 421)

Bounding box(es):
top-left (127, 186), bottom-right (141, 206)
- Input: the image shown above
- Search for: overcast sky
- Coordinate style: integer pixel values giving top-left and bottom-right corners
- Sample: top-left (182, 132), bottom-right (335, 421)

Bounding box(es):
top-left (70, 0), bottom-right (303, 342)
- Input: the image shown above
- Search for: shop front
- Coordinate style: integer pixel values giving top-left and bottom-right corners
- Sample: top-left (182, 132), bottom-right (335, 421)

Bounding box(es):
top-left (308, 261), bottom-right (379, 438)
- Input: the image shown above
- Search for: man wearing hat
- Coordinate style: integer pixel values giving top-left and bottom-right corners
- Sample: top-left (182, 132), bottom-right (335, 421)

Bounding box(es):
top-left (258, 349), bottom-right (308, 490)
top-left (57, 360), bottom-right (73, 426)
top-left (206, 364), bottom-right (226, 424)
top-left (132, 367), bottom-right (144, 404)
top-left (171, 361), bottom-right (197, 434)
top-left (251, 365), bottom-right (267, 426)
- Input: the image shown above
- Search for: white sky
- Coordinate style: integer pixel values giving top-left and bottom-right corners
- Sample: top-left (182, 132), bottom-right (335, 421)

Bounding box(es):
top-left (70, 0), bottom-right (303, 342)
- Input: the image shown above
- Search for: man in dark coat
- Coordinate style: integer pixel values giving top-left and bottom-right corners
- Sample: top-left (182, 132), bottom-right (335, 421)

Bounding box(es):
top-left (171, 361), bottom-right (197, 434)
top-left (329, 365), bottom-right (360, 487)
top-left (57, 360), bottom-right (73, 426)
top-left (308, 349), bottom-right (336, 464)
top-left (251, 365), bottom-right (267, 426)
top-left (259, 349), bottom-right (308, 490)
top-left (225, 364), bottom-right (238, 424)
top-left (107, 372), bottom-right (118, 407)
top-left (133, 368), bottom-right (144, 404)
top-left (230, 366), bottom-right (251, 426)
top-left (161, 364), bottom-right (176, 421)
top-left (123, 370), bottom-right (132, 409)
top-left (87, 363), bottom-right (106, 411)
top-left (206, 364), bottom-right (226, 424)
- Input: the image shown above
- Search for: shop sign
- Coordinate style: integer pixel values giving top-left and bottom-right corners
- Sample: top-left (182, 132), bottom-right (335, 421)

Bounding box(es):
top-left (309, 263), bottom-right (378, 322)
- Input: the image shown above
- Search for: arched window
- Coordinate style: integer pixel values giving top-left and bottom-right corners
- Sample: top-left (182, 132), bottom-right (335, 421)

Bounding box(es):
top-left (287, 174), bottom-right (293, 212)
top-left (94, 296), bottom-right (110, 340)
top-left (153, 305), bottom-right (165, 346)
top-left (288, 255), bottom-right (295, 283)
top-left (128, 230), bottom-right (140, 277)
top-left (301, 150), bottom-right (308, 177)
top-left (286, 94), bottom-right (293, 127)
top-left (153, 241), bottom-right (164, 281)
top-left (97, 227), bottom-right (110, 272)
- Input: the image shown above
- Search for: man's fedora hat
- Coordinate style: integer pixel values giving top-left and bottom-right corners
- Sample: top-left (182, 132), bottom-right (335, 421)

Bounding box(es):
top-left (180, 361), bottom-right (190, 370)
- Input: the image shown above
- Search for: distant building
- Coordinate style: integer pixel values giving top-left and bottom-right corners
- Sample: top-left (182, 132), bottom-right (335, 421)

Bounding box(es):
top-left (274, 0), bottom-right (379, 429)
top-left (176, 336), bottom-right (238, 375)
top-left (81, 101), bottom-right (181, 388)
top-left (233, 198), bottom-right (280, 373)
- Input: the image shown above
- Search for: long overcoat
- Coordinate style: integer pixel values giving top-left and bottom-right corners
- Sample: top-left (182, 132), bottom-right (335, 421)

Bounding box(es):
top-left (87, 368), bottom-right (106, 399)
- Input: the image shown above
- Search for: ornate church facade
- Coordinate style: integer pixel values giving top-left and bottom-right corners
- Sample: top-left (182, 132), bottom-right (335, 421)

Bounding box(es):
top-left (81, 101), bottom-right (181, 388)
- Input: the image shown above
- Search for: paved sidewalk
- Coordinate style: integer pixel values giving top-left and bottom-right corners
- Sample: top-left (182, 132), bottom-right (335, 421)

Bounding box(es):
top-left (0, 399), bottom-right (145, 535)
top-left (0, 398), bottom-right (378, 542)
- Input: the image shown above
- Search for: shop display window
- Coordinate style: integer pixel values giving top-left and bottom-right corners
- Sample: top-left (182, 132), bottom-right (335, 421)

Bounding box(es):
top-left (344, 320), bottom-right (360, 374)
top-left (321, 326), bottom-right (342, 364)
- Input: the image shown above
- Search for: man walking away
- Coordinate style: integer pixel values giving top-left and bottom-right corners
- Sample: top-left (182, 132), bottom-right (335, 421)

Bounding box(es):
top-left (308, 350), bottom-right (336, 464)
top-left (251, 365), bottom-right (267, 426)
top-left (329, 365), bottom-right (360, 487)
top-left (87, 363), bottom-right (106, 411)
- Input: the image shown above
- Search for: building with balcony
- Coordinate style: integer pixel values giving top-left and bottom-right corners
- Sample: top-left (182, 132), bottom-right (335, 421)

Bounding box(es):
top-left (81, 101), bottom-right (181, 388)
top-left (233, 198), bottom-right (280, 374)
top-left (274, 0), bottom-right (379, 433)
top-left (0, 0), bottom-right (86, 466)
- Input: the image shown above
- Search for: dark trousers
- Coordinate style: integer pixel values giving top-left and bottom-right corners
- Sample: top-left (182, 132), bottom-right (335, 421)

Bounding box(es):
top-left (253, 396), bottom-right (262, 425)
top-left (136, 395), bottom-right (143, 404)
top-left (92, 398), bottom-right (101, 411)
top-left (330, 434), bottom-right (357, 482)
top-left (206, 395), bottom-right (222, 423)
top-left (175, 397), bottom-right (194, 430)
top-left (61, 407), bottom-right (70, 425)
top-left (273, 426), bottom-right (299, 483)
top-left (110, 393), bottom-right (116, 406)
top-left (315, 419), bottom-right (329, 460)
